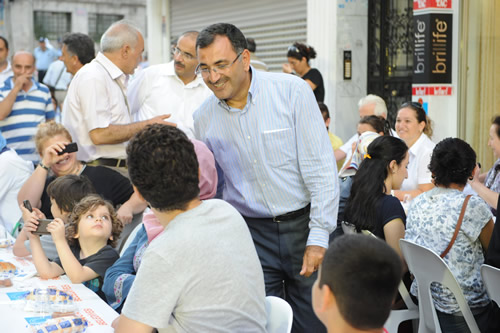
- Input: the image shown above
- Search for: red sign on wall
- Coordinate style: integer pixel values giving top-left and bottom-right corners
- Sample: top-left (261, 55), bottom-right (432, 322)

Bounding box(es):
top-left (412, 86), bottom-right (453, 96)
top-left (414, 0), bottom-right (452, 10)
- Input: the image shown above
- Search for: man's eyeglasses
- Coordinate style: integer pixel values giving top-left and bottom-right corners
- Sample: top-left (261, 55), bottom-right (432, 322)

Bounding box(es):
top-left (195, 52), bottom-right (242, 77)
top-left (172, 46), bottom-right (195, 60)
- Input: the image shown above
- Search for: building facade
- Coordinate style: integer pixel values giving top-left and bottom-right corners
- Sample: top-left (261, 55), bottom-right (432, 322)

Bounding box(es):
top-left (0, 0), bottom-right (146, 52)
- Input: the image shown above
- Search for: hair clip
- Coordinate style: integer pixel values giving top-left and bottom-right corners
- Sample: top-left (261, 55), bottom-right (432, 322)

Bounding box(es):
top-left (364, 153), bottom-right (371, 159)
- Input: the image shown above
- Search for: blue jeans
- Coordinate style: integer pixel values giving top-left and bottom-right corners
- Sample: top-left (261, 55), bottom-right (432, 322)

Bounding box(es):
top-left (436, 303), bottom-right (492, 333)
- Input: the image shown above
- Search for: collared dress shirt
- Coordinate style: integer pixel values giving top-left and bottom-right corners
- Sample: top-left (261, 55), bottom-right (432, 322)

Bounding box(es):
top-left (400, 133), bottom-right (435, 191)
top-left (62, 52), bottom-right (132, 162)
top-left (34, 47), bottom-right (60, 71)
top-left (128, 61), bottom-right (212, 138)
top-left (194, 67), bottom-right (339, 248)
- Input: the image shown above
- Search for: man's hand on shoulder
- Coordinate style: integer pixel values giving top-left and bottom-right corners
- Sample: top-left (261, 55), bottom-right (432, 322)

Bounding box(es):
top-left (146, 114), bottom-right (177, 128)
top-left (300, 245), bottom-right (326, 278)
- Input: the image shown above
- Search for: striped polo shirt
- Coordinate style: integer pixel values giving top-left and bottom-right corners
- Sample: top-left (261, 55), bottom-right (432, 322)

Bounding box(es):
top-left (0, 77), bottom-right (54, 163)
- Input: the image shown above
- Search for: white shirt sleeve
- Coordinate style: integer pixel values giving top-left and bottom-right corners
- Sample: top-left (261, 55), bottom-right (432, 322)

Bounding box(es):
top-left (339, 134), bottom-right (358, 154)
top-left (416, 146), bottom-right (433, 185)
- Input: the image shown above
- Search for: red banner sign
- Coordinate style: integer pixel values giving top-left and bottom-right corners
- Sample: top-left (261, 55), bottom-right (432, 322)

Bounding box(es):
top-left (412, 86), bottom-right (453, 96)
top-left (414, 0), bottom-right (452, 10)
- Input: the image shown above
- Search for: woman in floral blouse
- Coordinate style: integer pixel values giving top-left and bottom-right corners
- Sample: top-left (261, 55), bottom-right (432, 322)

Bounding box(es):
top-left (405, 138), bottom-right (494, 332)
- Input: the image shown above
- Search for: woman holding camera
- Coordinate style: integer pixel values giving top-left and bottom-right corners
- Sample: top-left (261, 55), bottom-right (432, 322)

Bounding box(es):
top-left (17, 122), bottom-right (145, 223)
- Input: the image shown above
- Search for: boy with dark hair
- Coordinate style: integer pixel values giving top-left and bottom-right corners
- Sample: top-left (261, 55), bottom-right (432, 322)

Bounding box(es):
top-left (113, 124), bottom-right (266, 333)
top-left (312, 234), bottom-right (402, 333)
top-left (14, 174), bottom-right (96, 259)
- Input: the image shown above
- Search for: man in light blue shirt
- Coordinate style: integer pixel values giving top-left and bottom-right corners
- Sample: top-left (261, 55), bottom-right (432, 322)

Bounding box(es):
top-left (34, 37), bottom-right (60, 82)
top-left (194, 23), bottom-right (339, 333)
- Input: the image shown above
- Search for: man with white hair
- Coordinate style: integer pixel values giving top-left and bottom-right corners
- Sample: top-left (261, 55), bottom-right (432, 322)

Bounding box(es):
top-left (334, 94), bottom-right (391, 162)
top-left (62, 20), bottom-right (173, 166)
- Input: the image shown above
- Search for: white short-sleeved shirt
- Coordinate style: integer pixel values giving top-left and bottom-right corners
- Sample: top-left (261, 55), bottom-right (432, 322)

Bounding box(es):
top-left (405, 187), bottom-right (492, 313)
top-left (0, 149), bottom-right (33, 231)
top-left (62, 52), bottom-right (131, 162)
top-left (127, 61), bottom-right (212, 138)
top-left (400, 133), bottom-right (435, 191)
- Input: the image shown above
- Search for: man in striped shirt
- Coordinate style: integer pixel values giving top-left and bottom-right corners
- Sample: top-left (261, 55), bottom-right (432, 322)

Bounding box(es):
top-left (0, 51), bottom-right (54, 164)
top-left (194, 23), bottom-right (339, 333)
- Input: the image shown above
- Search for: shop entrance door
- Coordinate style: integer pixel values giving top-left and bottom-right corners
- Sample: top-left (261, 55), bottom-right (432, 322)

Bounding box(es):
top-left (367, 0), bottom-right (414, 126)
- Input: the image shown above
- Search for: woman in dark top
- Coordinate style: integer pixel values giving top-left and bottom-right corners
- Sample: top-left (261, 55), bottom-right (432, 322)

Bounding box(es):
top-left (17, 122), bottom-right (145, 222)
top-left (282, 42), bottom-right (325, 102)
top-left (344, 136), bottom-right (409, 265)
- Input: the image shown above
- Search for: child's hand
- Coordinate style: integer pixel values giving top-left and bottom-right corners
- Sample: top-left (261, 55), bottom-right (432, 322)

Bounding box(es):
top-left (20, 205), bottom-right (45, 235)
top-left (47, 218), bottom-right (67, 244)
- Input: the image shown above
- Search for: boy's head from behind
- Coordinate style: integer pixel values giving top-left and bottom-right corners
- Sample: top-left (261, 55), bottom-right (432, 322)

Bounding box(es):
top-left (313, 234), bottom-right (402, 332)
top-left (127, 124), bottom-right (200, 212)
top-left (318, 102), bottom-right (330, 129)
top-left (46, 174), bottom-right (96, 220)
top-left (66, 195), bottom-right (123, 248)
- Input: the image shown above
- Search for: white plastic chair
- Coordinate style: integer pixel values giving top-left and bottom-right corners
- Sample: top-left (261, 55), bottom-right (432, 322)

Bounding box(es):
top-left (481, 264), bottom-right (500, 304)
top-left (383, 281), bottom-right (419, 333)
top-left (399, 239), bottom-right (480, 333)
top-left (265, 296), bottom-right (293, 333)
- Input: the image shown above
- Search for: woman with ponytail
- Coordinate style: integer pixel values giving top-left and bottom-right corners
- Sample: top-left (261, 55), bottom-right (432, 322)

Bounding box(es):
top-left (344, 136), bottom-right (409, 262)
top-left (282, 42), bottom-right (324, 102)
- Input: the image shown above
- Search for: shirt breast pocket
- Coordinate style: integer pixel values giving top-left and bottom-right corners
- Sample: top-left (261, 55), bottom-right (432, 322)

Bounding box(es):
top-left (262, 128), bottom-right (295, 168)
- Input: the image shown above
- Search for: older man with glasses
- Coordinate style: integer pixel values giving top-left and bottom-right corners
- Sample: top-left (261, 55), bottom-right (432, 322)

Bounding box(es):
top-left (128, 31), bottom-right (212, 138)
top-left (193, 23), bottom-right (339, 333)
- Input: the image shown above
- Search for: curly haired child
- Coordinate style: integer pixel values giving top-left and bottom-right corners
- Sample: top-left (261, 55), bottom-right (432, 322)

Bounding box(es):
top-left (28, 194), bottom-right (122, 299)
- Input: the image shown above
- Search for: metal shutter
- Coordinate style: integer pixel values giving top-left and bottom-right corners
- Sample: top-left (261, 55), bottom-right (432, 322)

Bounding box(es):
top-left (170, 0), bottom-right (307, 72)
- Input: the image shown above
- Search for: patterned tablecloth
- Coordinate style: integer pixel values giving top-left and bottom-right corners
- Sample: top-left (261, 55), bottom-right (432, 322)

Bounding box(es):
top-left (0, 245), bottom-right (118, 332)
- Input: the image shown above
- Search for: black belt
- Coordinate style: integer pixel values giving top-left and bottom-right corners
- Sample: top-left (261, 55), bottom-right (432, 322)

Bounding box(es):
top-left (90, 158), bottom-right (127, 168)
top-left (272, 204), bottom-right (310, 222)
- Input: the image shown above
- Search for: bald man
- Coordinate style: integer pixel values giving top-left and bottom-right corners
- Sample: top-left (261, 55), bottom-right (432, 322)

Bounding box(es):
top-left (128, 31), bottom-right (212, 138)
top-left (0, 51), bottom-right (54, 163)
top-left (62, 20), bottom-right (173, 166)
